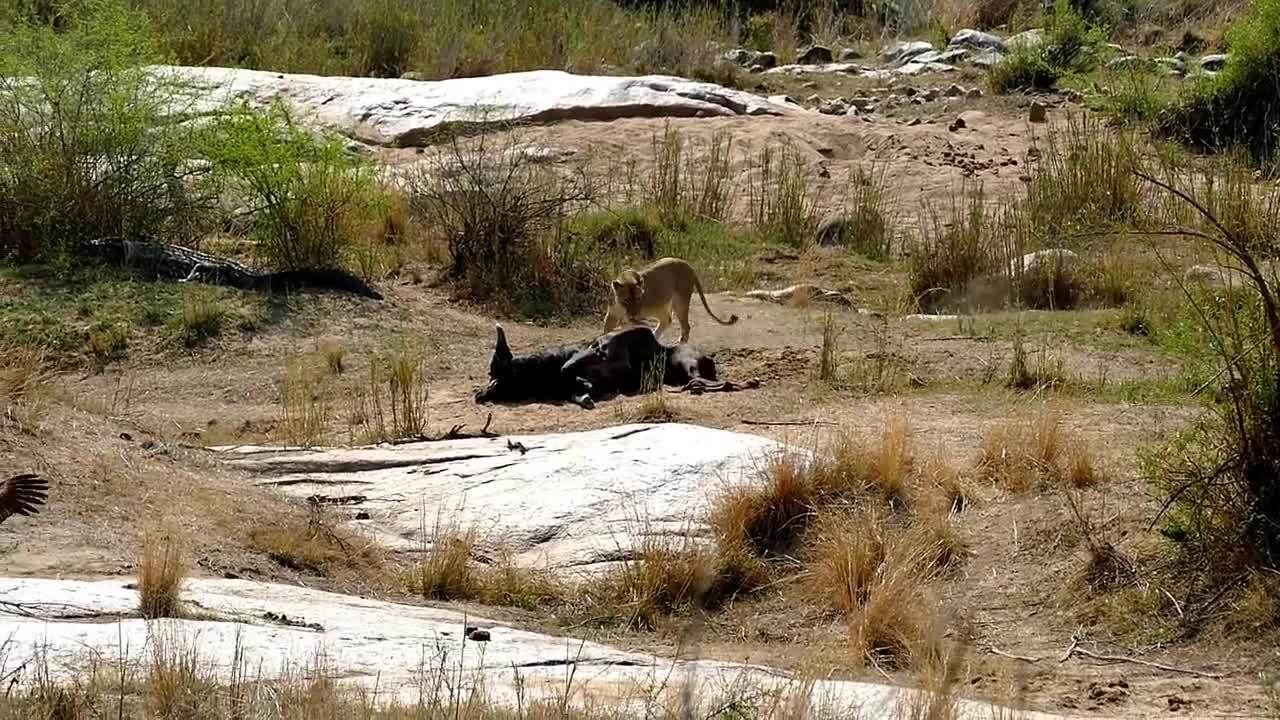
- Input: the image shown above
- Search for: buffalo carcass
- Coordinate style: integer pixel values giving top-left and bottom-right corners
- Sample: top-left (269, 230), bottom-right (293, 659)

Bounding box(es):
top-left (474, 324), bottom-right (750, 410)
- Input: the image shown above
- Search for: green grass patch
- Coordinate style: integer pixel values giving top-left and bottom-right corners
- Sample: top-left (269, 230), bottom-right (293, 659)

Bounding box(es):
top-left (0, 268), bottom-right (262, 365)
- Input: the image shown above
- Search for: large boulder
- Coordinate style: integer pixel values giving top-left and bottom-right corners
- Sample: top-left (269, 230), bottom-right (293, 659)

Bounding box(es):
top-left (163, 66), bottom-right (793, 148)
top-left (0, 576), bottom-right (1070, 718)
top-left (217, 424), bottom-right (788, 572)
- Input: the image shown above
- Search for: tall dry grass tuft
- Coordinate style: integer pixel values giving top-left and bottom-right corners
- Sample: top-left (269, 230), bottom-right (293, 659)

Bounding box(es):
top-left (646, 123), bottom-right (735, 223)
top-left (146, 628), bottom-right (216, 718)
top-left (138, 528), bottom-right (189, 619)
top-left (909, 182), bottom-right (998, 313)
top-left (978, 409), bottom-right (1101, 491)
top-left (410, 512), bottom-right (477, 601)
top-left (279, 355), bottom-right (332, 448)
top-left (816, 310), bottom-right (842, 385)
top-left (711, 451), bottom-right (820, 558)
top-left (0, 343), bottom-right (51, 432)
top-left (749, 140), bottom-right (820, 248)
top-left (346, 346), bottom-right (430, 442)
top-left (849, 545), bottom-right (945, 672)
top-left (810, 511), bottom-right (889, 615)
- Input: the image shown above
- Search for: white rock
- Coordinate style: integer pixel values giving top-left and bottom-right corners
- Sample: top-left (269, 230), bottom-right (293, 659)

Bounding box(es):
top-left (217, 424), bottom-right (788, 572)
top-left (896, 61), bottom-right (957, 76)
top-left (763, 62), bottom-right (865, 76)
top-left (0, 577), bottom-right (1070, 718)
top-left (880, 40), bottom-right (935, 66)
top-left (158, 66), bottom-right (793, 148)
top-left (949, 29), bottom-right (1008, 53)
top-left (1200, 53), bottom-right (1228, 71)
top-left (1006, 28), bottom-right (1045, 50)
top-left (1015, 248), bottom-right (1078, 275)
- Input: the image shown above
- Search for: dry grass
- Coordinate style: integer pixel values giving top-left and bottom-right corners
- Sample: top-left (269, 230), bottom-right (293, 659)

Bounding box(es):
top-left (248, 503), bottom-right (385, 579)
top-left (711, 451), bottom-right (821, 558)
top-left (477, 551), bottom-right (563, 611)
top-left (0, 628), bottom-right (855, 719)
top-left (279, 355), bottom-right (332, 448)
top-left (409, 512), bottom-right (477, 601)
top-left (849, 546), bottom-right (945, 672)
top-left (633, 357), bottom-right (674, 423)
top-left (808, 505), bottom-right (958, 671)
top-left (919, 450), bottom-right (974, 513)
top-left (810, 511), bottom-right (889, 616)
top-left (321, 341), bottom-right (347, 375)
top-left (347, 346), bottom-right (430, 443)
top-left (816, 310), bottom-right (841, 385)
top-left (137, 528), bottom-right (189, 619)
top-left (583, 530), bottom-right (765, 631)
top-left (977, 409), bottom-right (1101, 491)
top-left (0, 343), bottom-right (51, 433)
top-left (146, 627), bottom-right (216, 717)
top-left (712, 419), bottom-right (943, 558)
top-left (169, 288), bottom-right (226, 348)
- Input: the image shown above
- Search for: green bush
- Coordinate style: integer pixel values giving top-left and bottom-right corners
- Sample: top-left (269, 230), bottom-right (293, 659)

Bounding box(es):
top-left (406, 132), bottom-right (604, 318)
top-left (1142, 165), bottom-right (1280, 616)
top-left (908, 183), bottom-right (1000, 312)
top-left (989, 0), bottom-right (1104, 92)
top-left (197, 103), bottom-right (383, 272)
top-left (0, 0), bottom-right (208, 268)
top-left (1159, 0), bottom-right (1280, 163)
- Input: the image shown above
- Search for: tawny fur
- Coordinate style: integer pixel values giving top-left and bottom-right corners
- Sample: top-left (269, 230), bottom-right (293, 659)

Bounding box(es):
top-left (603, 257), bottom-right (738, 342)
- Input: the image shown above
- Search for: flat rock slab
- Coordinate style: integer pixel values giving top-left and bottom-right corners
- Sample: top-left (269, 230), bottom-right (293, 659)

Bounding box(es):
top-left (161, 66), bottom-right (795, 147)
top-left (0, 577), bottom-right (1070, 718)
top-left (216, 424), bottom-right (786, 572)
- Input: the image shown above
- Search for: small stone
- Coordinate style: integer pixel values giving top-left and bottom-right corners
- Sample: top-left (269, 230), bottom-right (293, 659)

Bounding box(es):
top-left (1028, 101), bottom-right (1047, 123)
top-left (818, 99), bottom-right (848, 115)
top-left (945, 83), bottom-right (965, 97)
top-left (466, 628), bottom-right (491, 642)
top-left (400, 71), bottom-right (423, 81)
top-left (966, 87), bottom-right (983, 100)
top-left (837, 48), bottom-right (863, 62)
top-left (908, 117), bottom-right (922, 126)
top-left (921, 88), bottom-right (939, 102)
top-left (949, 116), bottom-right (967, 131)
top-left (903, 86), bottom-right (917, 97)
top-left (798, 45), bottom-right (834, 65)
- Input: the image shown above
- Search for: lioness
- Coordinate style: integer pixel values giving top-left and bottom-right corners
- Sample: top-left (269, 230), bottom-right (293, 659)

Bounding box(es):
top-left (603, 257), bottom-right (738, 342)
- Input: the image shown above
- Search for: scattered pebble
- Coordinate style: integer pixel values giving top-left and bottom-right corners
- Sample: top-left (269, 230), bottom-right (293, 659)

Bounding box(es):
top-left (1029, 101), bottom-right (1048, 123)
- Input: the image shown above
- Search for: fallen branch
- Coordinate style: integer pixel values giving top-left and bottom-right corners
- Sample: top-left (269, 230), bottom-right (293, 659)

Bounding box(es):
top-left (439, 413), bottom-right (498, 440)
top-left (742, 419), bottom-right (838, 427)
top-left (988, 647), bottom-right (1042, 664)
top-left (1063, 645), bottom-right (1224, 679)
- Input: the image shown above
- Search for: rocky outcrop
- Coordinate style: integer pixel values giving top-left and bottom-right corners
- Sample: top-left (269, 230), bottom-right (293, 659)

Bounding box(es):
top-left (217, 424), bottom-right (788, 572)
top-left (163, 66), bottom-right (794, 148)
top-left (0, 577), bottom-right (1071, 718)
